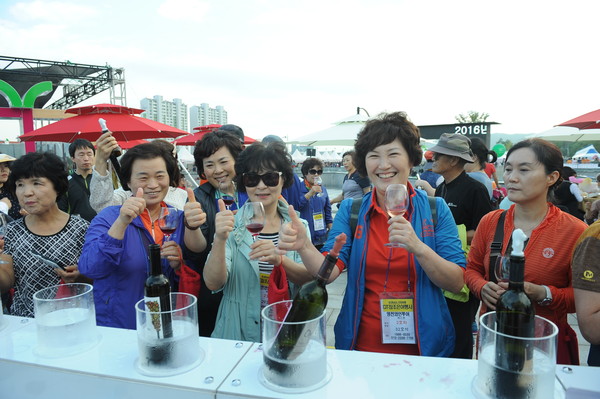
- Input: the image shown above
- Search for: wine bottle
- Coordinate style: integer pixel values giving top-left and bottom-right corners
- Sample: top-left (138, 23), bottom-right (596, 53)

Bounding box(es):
top-left (268, 232), bottom-right (347, 366)
top-left (494, 229), bottom-right (535, 399)
top-left (98, 118), bottom-right (126, 188)
top-left (144, 244), bottom-right (173, 340)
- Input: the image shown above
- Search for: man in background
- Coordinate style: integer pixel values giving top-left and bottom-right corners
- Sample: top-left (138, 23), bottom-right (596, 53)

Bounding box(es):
top-left (58, 139), bottom-right (97, 222)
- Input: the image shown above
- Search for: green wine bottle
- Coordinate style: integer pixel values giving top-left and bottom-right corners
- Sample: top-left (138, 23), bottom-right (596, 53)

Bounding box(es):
top-left (267, 233), bottom-right (347, 366)
top-left (494, 229), bottom-right (535, 399)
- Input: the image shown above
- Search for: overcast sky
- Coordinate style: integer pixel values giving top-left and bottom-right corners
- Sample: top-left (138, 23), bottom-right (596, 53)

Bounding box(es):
top-left (1, 0), bottom-right (599, 141)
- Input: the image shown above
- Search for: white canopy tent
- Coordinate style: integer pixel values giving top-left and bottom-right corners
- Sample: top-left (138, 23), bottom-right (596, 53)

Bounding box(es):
top-left (291, 149), bottom-right (307, 163)
top-left (572, 144), bottom-right (600, 161)
top-left (289, 113), bottom-right (368, 146)
top-left (529, 126), bottom-right (600, 142)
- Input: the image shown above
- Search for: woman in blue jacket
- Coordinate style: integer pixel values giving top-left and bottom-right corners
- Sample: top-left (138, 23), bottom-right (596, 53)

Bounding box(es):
top-left (294, 158), bottom-right (333, 250)
top-left (79, 143), bottom-right (207, 329)
top-left (279, 112), bottom-right (466, 357)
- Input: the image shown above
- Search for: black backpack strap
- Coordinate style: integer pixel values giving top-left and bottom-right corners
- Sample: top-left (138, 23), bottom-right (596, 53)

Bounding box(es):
top-left (428, 196), bottom-right (437, 227)
top-left (349, 198), bottom-right (363, 237)
top-left (488, 211), bottom-right (506, 284)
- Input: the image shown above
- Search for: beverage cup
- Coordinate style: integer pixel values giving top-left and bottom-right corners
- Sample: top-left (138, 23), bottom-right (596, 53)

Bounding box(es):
top-left (135, 292), bottom-right (203, 377)
top-left (472, 311), bottom-right (558, 399)
top-left (33, 283), bottom-right (98, 357)
top-left (260, 300), bottom-right (330, 393)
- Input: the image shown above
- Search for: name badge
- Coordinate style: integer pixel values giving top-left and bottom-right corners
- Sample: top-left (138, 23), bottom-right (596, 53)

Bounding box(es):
top-left (313, 212), bottom-right (325, 231)
top-left (379, 292), bottom-right (416, 344)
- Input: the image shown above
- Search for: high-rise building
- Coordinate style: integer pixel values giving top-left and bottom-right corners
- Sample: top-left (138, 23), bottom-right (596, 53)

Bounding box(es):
top-left (140, 95), bottom-right (189, 132)
top-left (190, 103), bottom-right (228, 129)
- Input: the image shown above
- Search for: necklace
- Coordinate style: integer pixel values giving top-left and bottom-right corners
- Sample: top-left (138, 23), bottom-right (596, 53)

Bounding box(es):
top-left (514, 207), bottom-right (549, 236)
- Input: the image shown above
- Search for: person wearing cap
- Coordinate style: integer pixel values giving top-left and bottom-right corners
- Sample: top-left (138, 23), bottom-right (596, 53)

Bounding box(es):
top-left (420, 133), bottom-right (493, 360)
top-left (218, 124), bottom-right (245, 144)
top-left (419, 150), bottom-right (441, 189)
top-left (0, 154), bottom-right (22, 220)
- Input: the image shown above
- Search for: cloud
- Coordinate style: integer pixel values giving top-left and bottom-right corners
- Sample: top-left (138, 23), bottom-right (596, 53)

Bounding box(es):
top-left (157, 0), bottom-right (209, 21)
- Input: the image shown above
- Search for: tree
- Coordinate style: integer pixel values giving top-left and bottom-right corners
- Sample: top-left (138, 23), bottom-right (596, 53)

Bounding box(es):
top-left (455, 111), bottom-right (490, 123)
top-left (496, 138), bottom-right (513, 150)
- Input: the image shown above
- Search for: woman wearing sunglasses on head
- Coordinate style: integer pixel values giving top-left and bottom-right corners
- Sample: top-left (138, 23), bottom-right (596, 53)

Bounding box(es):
top-left (203, 142), bottom-right (313, 342)
top-left (295, 158), bottom-right (333, 250)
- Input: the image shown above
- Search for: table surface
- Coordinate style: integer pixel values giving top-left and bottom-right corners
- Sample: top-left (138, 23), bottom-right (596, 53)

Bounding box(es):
top-left (1, 315), bottom-right (598, 398)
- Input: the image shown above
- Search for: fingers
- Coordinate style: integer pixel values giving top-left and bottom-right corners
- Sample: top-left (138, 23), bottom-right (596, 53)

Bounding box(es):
top-left (287, 205), bottom-right (301, 224)
top-left (136, 187), bottom-right (144, 198)
top-left (217, 198), bottom-right (227, 212)
top-left (186, 187), bottom-right (197, 203)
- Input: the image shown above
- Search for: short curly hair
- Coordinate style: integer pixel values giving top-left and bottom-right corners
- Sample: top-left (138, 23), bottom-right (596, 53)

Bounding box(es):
top-left (193, 131), bottom-right (243, 176)
top-left (235, 142), bottom-right (294, 192)
top-left (354, 112), bottom-right (422, 177)
top-left (301, 158), bottom-right (324, 177)
top-left (7, 152), bottom-right (69, 201)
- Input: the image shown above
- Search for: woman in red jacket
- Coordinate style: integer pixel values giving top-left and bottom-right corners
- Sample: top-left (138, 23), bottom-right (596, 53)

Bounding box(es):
top-left (465, 138), bottom-right (587, 365)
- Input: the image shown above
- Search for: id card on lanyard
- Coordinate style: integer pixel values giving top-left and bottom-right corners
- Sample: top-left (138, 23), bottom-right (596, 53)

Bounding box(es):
top-left (379, 252), bottom-right (416, 344)
top-left (313, 212), bottom-right (325, 231)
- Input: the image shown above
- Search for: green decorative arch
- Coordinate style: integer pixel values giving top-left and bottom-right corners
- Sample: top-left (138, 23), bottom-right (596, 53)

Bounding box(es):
top-left (0, 80), bottom-right (23, 107)
top-left (22, 81), bottom-right (53, 108)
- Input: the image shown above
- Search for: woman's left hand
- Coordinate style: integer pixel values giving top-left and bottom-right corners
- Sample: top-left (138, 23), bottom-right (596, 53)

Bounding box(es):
top-left (388, 215), bottom-right (424, 254)
top-left (56, 265), bottom-right (81, 284)
top-left (184, 188), bottom-right (206, 230)
top-left (161, 241), bottom-right (183, 271)
top-left (249, 239), bottom-right (280, 265)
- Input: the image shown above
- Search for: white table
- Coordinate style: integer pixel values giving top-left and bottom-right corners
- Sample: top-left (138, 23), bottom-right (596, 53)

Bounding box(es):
top-left (1, 315), bottom-right (598, 398)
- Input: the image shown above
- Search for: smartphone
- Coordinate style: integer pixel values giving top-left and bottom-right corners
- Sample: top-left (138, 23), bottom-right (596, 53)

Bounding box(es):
top-left (31, 252), bottom-right (66, 271)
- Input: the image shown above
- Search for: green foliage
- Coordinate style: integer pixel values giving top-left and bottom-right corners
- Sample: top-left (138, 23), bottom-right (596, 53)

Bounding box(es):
top-left (455, 111), bottom-right (490, 123)
top-left (496, 138), bottom-right (513, 150)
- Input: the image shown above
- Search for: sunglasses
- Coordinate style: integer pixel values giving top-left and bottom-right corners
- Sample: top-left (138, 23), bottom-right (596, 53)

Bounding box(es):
top-left (243, 171), bottom-right (282, 187)
top-left (308, 169), bottom-right (323, 175)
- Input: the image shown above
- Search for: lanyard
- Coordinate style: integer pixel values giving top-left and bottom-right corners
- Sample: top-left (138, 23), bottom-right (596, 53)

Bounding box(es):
top-left (383, 247), bottom-right (413, 293)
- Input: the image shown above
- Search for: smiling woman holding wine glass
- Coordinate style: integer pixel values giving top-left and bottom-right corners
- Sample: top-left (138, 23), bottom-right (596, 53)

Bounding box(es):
top-left (78, 143), bottom-right (207, 329)
top-left (203, 142), bottom-right (313, 342)
top-left (278, 112), bottom-right (466, 357)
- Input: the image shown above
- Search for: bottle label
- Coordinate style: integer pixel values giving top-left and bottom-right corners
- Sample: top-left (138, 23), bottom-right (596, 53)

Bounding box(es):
top-left (260, 273), bottom-right (270, 309)
top-left (379, 292), bottom-right (416, 344)
top-left (144, 296), bottom-right (167, 339)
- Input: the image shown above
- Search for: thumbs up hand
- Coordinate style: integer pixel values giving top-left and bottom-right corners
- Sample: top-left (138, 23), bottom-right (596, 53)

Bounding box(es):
top-left (118, 187), bottom-right (146, 225)
top-left (277, 205), bottom-right (308, 252)
top-left (183, 188), bottom-right (206, 230)
top-left (214, 198), bottom-right (235, 242)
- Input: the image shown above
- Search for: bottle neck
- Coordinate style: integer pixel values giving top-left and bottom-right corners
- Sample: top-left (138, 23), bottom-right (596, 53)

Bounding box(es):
top-left (508, 255), bottom-right (525, 291)
top-left (149, 244), bottom-right (162, 276)
top-left (316, 253), bottom-right (337, 284)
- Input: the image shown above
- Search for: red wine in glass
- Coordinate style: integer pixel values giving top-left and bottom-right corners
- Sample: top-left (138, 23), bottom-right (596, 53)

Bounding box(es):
top-left (222, 195), bottom-right (235, 210)
top-left (158, 207), bottom-right (179, 242)
top-left (246, 222), bottom-right (264, 238)
top-left (160, 227), bottom-right (177, 236)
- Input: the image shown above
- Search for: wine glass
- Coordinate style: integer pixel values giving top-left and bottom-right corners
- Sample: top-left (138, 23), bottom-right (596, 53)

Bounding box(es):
top-left (314, 176), bottom-right (324, 197)
top-left (384, 184), bottom-right (408, 248)
top-left (243, 202), bottom-right (265, 241)
top-left (494, 255), bottom-right (510, 283)
top-left (219, 181), bottom-right (236, 210)
top-left (157, 206), bottom-right (179, 242)
top-left (0, 213), bottom-right (8, 264)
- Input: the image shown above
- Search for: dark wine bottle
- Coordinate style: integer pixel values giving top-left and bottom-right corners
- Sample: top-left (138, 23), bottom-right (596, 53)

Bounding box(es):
top-left (144, 244), bottom-right (173, 340)
top-left (494, 230), bottom-right (535, 399)
top-left (267, 233), bottom-right (347, 368)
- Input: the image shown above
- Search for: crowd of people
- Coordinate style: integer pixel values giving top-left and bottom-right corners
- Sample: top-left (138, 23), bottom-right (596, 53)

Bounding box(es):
top-left (0, 113), bottom-right (599, 368)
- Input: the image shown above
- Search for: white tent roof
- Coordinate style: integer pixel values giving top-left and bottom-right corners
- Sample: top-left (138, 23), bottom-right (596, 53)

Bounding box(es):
top-left (289, 113), bottom-right (368, 146)
top-left (573, 144), bottom-right (599, 157)
top-left (291, 149), bottom-right (307, 163)
top-left (177, 147), bottom-right (194, 163)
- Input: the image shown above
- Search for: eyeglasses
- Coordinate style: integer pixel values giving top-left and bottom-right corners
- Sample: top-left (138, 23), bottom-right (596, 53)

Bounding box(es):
top-left (242, 171), bottom-right (282, 187)
top-left (308, 169), bottom-right (323, 175)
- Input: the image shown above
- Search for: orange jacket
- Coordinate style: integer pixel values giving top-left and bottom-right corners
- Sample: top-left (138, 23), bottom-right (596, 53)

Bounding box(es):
top-left (465, 204), bottom-right (587, 327)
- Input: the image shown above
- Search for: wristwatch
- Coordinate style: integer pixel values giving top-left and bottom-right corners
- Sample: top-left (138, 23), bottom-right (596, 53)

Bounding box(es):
top-left (538, 285), bottom-right (553, 306)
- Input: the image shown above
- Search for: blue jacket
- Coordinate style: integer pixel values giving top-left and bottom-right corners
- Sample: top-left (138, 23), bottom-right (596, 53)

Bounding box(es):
top-left (325, 189), bottom-right (465, 356)
top-left (295, 181), bottom-right (333, 246)
top-left (79, 206), bottom-right (186, 329)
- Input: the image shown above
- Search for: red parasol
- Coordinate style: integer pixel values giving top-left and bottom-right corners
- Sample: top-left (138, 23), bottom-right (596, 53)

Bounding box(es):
top-left (18, 103), bottom-right (190, 143)
top-left (117, 139), bottom-right (148, 149)
top-left (558, 109), bottom-right (600, 130)
top-left (175, 124), bottom-right (258, 146)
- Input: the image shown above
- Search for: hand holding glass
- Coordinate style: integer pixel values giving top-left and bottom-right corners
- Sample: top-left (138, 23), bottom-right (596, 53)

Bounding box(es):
top-left (158, 207), bottom-right (179, 242)
top-left (494, 255), bottom-right (510, 283)
top-left (314, 176), bottom-right (323, 197)
top-left (244, 202), bottom-right (265, 241)
top-left (384, 184), bottom-right (408, 248)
